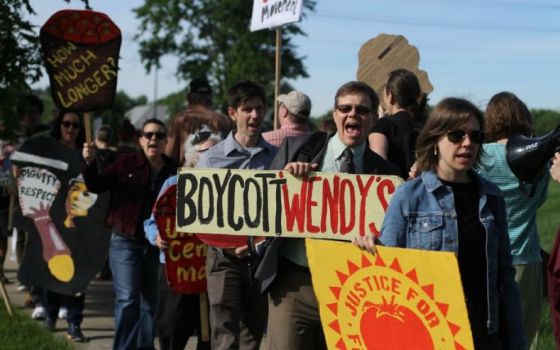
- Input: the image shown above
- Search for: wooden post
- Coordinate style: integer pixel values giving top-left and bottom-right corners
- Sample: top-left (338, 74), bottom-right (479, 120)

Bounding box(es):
top-left (0, 279), bottom-right (13, 316)
top-left (84, 112), bottom-right (93, 144)
top-left (273, 28), bottom-right (282, 130)
top-left (199, 293), bottom-right (210, 342)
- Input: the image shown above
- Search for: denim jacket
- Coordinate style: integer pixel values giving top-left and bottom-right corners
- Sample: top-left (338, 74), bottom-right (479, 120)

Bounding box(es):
top-left (381, 170), bottom-right (526, 349)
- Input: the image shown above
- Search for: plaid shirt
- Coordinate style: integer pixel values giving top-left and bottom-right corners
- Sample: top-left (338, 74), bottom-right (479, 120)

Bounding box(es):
top-left (262, 124), bottom-right (310, 147)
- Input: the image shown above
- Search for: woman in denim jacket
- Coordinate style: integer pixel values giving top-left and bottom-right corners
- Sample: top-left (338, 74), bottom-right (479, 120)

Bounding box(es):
top-left (357, 98), bottom-right (525, 349)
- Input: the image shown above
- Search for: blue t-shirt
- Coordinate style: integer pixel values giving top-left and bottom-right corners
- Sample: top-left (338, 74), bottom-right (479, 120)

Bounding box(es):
top-left (477, 143), bottom-right (549, 265)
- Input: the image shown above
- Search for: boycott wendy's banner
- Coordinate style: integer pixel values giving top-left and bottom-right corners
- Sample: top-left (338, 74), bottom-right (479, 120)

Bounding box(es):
top-left (176, 168), bottom-right (403, 247)
top-left (11, 136), bottom-right (110, 295)
top-left (154, 182), bottom-right (207, 294)
top-left (306, 240), bottom-right (474, 350)
top-left (40, 10), bottom-right (121, 111)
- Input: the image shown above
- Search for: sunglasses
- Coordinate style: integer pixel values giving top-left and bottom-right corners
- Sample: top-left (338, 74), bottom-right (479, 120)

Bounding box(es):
top-left (446, 130), bottom-right (485, 144)
top-left (193, 130), bottom-right (212, 145)
top-left (335, 104), bottom-right (373, 115)
top-left (61, 121), bottom-right (80, 129)
top-left (142, 131), bottom-right (166, 140)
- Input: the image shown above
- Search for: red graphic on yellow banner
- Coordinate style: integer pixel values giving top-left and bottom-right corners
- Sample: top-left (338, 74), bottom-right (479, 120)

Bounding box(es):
top-left (306, 240), bottom-right (474, 350)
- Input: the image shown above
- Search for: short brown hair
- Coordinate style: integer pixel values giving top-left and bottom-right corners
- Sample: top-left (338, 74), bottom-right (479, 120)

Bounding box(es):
top-left (416, 97), bottom-right (485, 172)
top-left (334, 81), bottom-right (379, 111)
top-left (484, 92), bottom-right (533, 142)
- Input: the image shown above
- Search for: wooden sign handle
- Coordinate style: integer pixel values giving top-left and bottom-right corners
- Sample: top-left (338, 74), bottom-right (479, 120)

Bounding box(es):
top-left (199, 293), bottom-right (210, 342)
top-left (84, 112), bottom-right (92, 144)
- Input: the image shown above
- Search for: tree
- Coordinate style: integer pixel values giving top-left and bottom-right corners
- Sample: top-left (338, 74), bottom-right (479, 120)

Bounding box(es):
top-left (532, 109), bottom-right (560, 136)
top-left (134, 0), bottom-right (316, 110)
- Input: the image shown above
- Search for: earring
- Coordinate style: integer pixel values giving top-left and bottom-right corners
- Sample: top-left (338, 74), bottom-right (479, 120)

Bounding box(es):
top-left (434, 147), bottom-right (438, 156)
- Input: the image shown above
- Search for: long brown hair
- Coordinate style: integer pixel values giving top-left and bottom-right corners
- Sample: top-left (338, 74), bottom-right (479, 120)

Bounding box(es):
top-left (415, 97), bottom-right (485, 172)
top-left (484, 92), bottom-right (533, 142)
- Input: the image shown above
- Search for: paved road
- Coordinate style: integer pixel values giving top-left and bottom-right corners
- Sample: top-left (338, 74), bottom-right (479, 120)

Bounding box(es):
top-left (2, 240), bottom-right (203, 350)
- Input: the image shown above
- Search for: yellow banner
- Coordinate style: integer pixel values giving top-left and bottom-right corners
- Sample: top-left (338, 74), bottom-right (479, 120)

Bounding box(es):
top-left (306, 240), bottom-right (474, 350)
top-left (176, 168), bottom-right (403, 241)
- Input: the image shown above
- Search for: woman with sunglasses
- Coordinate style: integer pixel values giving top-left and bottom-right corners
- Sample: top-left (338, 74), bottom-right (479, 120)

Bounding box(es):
top-left (44, 111), bottom-right (87, 341)
top-left (368, 69), bottom-right (427, 178)
top-left (476, 92), bottom-right (549, 349)
top-left (82, 118), bottom-right (177, 350)
top-left (355, 97), bottom-right (525, 349)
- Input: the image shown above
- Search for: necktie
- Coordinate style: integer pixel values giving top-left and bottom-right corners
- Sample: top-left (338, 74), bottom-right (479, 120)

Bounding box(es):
top-left (338, 147), bottom-right (355, 174)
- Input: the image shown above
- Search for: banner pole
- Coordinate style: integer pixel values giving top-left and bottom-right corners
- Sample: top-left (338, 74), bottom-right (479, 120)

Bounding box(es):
top-left (84, 112), bottom-right (93, 144)
top-left (199, 293), bottom-right (210, 342)
top-left (274, 28), bottom-right (282, 130)
top-left (0, 278), bottom-right (13, 316)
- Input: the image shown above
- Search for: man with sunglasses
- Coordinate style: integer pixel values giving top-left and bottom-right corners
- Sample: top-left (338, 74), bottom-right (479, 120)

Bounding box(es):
top-left (82, 118), bottom-right (177, 350)
top-left (195, 81), bottom-right (276, 350)
top-left (262, 90), bottom-right (312, 147)
top-left (255, 81), bottom-right (399, 349)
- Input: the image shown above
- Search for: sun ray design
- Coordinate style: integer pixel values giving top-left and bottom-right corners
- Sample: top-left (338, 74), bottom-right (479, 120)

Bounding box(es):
top-left (325, 254), bottom-right (470, 349)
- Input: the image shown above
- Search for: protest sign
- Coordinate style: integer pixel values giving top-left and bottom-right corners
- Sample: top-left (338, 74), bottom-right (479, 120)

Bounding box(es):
top-left (11, 136), bottom-right (110, 295)
top-left (250, 0), bottom-right (304, 31)
top-left (176, 168), bottom-right (403, 248)
top-left (40, 10), bottom-right (121, 112)
top-left (154, 182), bottom-right (207, 294)
top-left (306, 240), bottom-right (474, 350)
top-left (357, 34), bottom-right (433, 105)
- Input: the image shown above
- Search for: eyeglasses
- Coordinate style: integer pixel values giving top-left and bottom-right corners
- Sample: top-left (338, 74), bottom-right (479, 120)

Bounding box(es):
top-left (142, 131), bottom-right (166, 140)
top-left (61, 121), bottom-right (80, 129)
top-left (446, 130), bottom-right (485, 144)
top-left (335, 104), bottom-right (373, 115)
top-left (193, 130), bottom-right (211, 145)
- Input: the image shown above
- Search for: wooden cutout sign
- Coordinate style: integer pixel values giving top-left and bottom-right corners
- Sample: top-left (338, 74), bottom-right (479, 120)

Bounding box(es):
top-left (357, 34), bottom-right (433, 101)
top-left (40, 10), bottom-right (121, 112)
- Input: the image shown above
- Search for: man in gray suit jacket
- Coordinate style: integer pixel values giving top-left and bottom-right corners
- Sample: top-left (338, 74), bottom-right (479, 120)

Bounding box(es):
top-left (254, 81), bottom-right (400, 349)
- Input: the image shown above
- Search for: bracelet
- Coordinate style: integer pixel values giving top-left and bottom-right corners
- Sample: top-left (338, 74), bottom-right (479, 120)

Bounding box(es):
top-left (34, 215), bottom-right (51, 222)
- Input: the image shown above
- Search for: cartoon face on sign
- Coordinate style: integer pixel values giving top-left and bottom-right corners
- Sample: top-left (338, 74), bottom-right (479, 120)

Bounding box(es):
top-left (17, 167), bottom-right (74, 282)
top-left (64, 175), bottom-right (98, 228)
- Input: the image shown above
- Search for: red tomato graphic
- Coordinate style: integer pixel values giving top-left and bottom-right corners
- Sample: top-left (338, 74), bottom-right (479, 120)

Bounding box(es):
top-left (360, 300), bottom-right (433, 349)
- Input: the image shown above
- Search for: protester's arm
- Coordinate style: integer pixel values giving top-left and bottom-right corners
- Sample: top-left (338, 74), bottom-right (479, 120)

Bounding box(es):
top-left (81, 142), bottom-right (120, 193)
top-left (144, 214), bottom-right (168, 249)
top-left (551, 152), bottom-right (560, 183)
top-left (368, 132), bottom-right (389, 160)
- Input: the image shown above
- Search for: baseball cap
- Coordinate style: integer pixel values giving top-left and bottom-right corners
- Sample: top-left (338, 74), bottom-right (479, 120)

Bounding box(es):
top-left (277, 90), bottom-right (311, 120)
top-left (189, 78), bottom-right (212, 94)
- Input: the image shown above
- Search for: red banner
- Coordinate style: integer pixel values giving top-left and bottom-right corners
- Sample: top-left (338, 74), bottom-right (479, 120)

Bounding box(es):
top-left (154, 184), bottom-right (207, 294)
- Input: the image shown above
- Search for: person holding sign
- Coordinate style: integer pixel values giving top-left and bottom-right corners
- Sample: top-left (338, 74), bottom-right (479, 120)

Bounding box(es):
top-left (145, 127), bottom-right (224, 350)
top-left (82, 118), bottom-right (177, 350)
top-left (43, 111), bottom-right (86, 342)
top-left (196, 81), bottom-right (277, 350)
top-left (255, 81), bottom-right (400, 349)
top-left (355, 98), bottom-right (526, 349)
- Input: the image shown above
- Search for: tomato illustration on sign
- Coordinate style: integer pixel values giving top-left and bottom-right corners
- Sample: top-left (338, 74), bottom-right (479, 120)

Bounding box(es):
top-left (360, 298), bottom-right (433, 350)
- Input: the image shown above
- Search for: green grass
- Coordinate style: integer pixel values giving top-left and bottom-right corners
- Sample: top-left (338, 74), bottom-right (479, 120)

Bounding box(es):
top-left (537, 180), bottom-right (560, 349)
top-left (0, 306), bottom-right (75, 350)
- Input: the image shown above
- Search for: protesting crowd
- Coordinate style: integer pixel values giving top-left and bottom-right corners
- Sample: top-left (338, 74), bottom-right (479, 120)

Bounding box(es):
top-left (4, 70), bottom-right (560, 350)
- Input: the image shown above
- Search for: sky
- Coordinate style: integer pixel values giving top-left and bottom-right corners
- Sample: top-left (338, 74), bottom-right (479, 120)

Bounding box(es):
top-left (27, 0), bottom-right (560, 117)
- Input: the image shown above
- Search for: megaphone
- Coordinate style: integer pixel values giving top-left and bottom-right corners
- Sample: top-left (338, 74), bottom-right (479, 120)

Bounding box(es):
top-left (506, 125), bottom-right (560, 194)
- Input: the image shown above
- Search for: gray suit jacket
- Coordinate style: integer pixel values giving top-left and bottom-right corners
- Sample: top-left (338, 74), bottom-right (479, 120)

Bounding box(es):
top-left (254, 132), bottom-right (400, 293)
